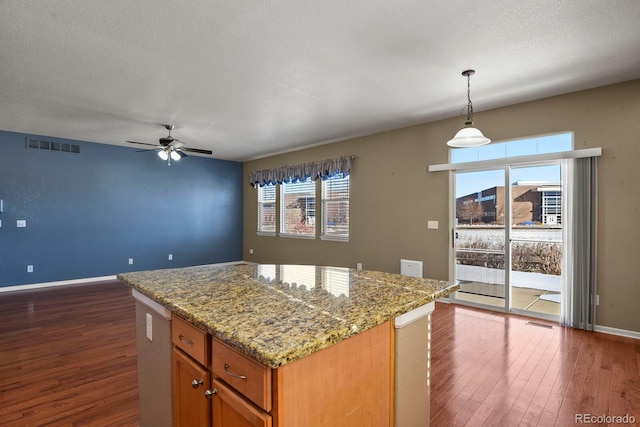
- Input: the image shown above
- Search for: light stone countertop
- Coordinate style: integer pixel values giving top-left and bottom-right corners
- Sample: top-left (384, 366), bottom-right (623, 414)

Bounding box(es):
top-left (118, 263), bottom-right (459, 368)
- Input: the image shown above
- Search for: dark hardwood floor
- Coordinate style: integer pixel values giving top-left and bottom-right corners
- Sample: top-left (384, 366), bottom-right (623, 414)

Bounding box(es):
top-left (430, 302), bottom-right (640, 426)
top-left (1, 282), bottom-right (639, 426)
top-left (0, 281), bottom-right (138, 427)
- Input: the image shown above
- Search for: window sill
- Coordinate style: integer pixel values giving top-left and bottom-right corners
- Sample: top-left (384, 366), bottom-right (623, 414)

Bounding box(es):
top-left (279, 233), bottom-right (316, 240)
top-left (256, 231), bottom-right (276, 237)
top-left (320, 235), bottom-right (350, 242)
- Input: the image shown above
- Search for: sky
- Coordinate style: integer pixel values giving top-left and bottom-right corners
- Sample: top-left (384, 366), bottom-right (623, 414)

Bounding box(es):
top-left (453, 133), bottom-right (570, 197)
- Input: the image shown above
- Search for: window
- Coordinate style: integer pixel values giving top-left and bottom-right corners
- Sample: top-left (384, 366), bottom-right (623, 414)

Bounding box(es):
top-left (280, 178), bottom-right (316, 238)
top-left (321, 174), bottom-right (350, 240)
top-left (257, 185), bottom-right (276, 235)
top-left (451, 133), bottom-right (573, 164)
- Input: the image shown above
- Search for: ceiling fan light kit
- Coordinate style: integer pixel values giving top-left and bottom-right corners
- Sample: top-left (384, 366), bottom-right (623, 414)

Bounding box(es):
top-left (447, 69), bottom-right (491, 148)
top-left (127, 124), bottom-right (213, 166)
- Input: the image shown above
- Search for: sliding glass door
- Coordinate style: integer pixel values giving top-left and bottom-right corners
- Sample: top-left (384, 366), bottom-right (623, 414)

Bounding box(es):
top-left (453, 168), bottom-right (507, 309)
top-left (509, 164), bottom-right (562, 317)
top-left (452, 162), bottom-right (563, 320)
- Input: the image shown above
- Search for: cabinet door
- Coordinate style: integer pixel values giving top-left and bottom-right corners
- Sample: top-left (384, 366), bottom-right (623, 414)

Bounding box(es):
top-left (212, 378), bottom-right (272, 427)
top-left (173, 347), bottom-right (211, 427)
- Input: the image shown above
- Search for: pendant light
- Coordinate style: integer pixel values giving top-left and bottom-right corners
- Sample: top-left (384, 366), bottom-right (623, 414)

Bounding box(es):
top-left (447, 69), bottom-right (491, 147)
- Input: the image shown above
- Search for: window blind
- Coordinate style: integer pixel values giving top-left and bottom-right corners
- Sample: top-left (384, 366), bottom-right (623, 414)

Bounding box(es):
top-left (321, 174), bottom-right (350, 240)
top-left (281, 178), bottom-right (316, 237)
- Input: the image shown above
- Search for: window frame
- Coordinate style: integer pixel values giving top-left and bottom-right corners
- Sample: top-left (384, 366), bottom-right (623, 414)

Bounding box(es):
top-left (320, 173), bottom-right (350, 242)
top-left (279, 177), bottom-right (317, 239)
top-left (257, 184), bottom-right (276, 236)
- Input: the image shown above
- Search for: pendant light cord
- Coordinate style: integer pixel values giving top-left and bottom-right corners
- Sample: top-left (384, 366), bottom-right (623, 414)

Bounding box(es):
top-left (465, 72), bottom-right (474, 123)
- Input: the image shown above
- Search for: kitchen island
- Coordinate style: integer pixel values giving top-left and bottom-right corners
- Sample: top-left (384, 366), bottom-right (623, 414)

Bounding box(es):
top-left (118, 263), bottom-right (458, 427)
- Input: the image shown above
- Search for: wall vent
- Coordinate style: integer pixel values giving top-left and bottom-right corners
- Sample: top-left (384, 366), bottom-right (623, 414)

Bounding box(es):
top-left (26, 138), bottom-right (80, 154)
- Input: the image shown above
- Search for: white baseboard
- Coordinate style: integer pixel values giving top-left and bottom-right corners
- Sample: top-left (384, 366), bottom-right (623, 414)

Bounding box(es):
top-left (594, 324), bottom-right (640, 340)
top-left (0, 275), bottom-right (118, 293)
top-left (0, 260), bottom-right (251, 294)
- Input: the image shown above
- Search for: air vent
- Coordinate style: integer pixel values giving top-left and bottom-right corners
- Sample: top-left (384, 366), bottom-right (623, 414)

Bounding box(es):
top-left (26, 138), bottom-right (80, 154)
top-left (526, 321), bottom-right (554, 329)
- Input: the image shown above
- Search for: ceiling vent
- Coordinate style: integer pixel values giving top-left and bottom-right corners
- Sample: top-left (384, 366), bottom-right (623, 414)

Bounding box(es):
top-left (26, 137), bottom-right (80, 154)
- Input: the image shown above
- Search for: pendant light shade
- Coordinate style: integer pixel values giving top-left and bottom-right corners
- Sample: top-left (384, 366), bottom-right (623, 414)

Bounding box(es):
top-left (447, 123), bottom-right (491, 147)
top-left (447, 69), bottom-right (490, 148)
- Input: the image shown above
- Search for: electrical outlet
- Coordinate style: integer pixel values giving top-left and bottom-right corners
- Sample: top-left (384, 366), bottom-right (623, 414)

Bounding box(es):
top-left (249, 248), bottom-right (254, 255)
top-left (128, 258), bottom-right (134, 265)
top-left (168, 254), bottom-right (173, 261)
top-left (427, 220), bottom-right (439, 229)
top-left (17, 220), bottom-right (27, 228)
top-left (357, 262), bottom-right (363, 270)
top-left (146, 313), bottom-right (153, 341)
top-left (27, 265), bottom-right (34, 273)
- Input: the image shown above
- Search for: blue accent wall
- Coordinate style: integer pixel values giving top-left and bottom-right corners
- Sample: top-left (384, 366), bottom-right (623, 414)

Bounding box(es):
top-left (0, 130), bottom-right (243, 288)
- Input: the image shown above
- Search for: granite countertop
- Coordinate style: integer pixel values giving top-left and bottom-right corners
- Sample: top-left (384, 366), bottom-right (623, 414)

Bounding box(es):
top-left (117, 263), bottom-right (459, 368)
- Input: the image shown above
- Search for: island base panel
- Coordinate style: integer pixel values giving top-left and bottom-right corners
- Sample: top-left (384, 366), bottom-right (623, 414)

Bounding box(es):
top-left (394, 313), bottom-right (430, 427)
top-left (134, 300), bottom-right (173, 427)
top-left (275, 321), bottom-right (393, 426)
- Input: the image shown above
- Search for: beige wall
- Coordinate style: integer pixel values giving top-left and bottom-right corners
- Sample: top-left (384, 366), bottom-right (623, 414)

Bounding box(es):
top-left (243, 79), bottom-right (640, 333)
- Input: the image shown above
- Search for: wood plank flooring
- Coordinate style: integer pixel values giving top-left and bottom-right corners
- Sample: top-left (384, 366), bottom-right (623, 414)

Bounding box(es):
top-left (0, 281), bottom-right (138, 427)
top-left (1, 282), bottom-right (639, 426)
top-left (430, 302), bottom-right (640, 426)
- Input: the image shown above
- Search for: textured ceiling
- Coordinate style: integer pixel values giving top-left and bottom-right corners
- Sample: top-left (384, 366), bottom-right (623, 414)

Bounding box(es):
top-left (1, 0), bottom-right (639, 161)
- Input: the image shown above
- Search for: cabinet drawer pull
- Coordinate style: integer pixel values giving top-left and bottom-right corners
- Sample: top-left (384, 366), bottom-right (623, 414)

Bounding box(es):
top-left (224, 363), bottom-right (247, 380)
top-left (178, 334), bottom-right (194, 345)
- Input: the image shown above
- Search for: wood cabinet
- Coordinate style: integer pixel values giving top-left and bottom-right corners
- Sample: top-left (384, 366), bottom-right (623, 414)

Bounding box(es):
top-left (211, 378), bottom-right (272, 427)
top-left (171, 319), bottom-right (274, 427)
top-left (173, 347), bottom-right (211, 427)
top-left (210, 338), bottom-right (273, 426)
top-left (171, 314), bottom-right (399, 426)
top-left (211, 338), bottom-right (271, 412)
top-left (273, 321), bottom-right (393, 426)
top-left (172, 315), bottom-right (210, 366)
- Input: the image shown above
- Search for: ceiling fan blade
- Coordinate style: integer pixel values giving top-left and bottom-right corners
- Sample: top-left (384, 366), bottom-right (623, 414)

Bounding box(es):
top-left (176, 150), bottom-right (187, 158)
top-left (127, 140), bottom-right (160, 147)
top-left (182, 147), bottom-right (213, 155)
top-left (135, 148), bottom-right (161, 153)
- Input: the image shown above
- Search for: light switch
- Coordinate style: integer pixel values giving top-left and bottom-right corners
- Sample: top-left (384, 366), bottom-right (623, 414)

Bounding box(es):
top-left (17, 220), bottom-right (27, 228)
top-left (427, 221), bottom-right (439, 229)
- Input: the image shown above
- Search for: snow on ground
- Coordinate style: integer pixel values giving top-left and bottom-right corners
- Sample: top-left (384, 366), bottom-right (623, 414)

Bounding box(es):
top-left (456, 264), bottom-right (561, 292)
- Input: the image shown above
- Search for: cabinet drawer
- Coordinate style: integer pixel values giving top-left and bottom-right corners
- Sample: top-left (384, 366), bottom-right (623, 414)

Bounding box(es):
top-left (212, 338), bottom-right (271, 412)
top-left (172, 315), bottom-right (210, 366)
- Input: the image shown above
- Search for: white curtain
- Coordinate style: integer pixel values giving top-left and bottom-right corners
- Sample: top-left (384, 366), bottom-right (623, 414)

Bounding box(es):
top-left (561, 157), bottom-right (598, 330)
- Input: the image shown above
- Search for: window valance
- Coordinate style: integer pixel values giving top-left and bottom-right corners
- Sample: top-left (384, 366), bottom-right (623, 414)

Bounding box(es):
top-left (249, 155), bottom-right (354, 187)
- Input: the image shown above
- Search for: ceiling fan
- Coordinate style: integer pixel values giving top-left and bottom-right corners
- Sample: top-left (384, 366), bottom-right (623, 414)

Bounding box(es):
top-left (127, 124), bottom-right (213, 165)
